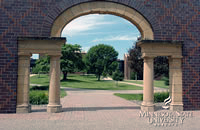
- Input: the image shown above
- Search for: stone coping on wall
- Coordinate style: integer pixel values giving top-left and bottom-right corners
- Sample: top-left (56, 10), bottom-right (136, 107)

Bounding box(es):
top-left (17, 37), bottom-right (66, 56)
top-left (17, 37), bottom-right (66, 41)
top-left (136, 40), bottom-right (183, 47)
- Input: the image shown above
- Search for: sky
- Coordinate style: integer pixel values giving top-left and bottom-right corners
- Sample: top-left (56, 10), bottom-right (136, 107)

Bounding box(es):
top-left (32, 14), bottom-right (140, 59)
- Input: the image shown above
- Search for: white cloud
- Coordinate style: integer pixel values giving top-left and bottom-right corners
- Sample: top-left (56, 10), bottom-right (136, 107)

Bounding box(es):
top-left (62, 14), bottom-right (115, 37)
top-left (81, 46), bottom-right (91, 52)
top-left (92, 35), bottom-right (138, 42)
top-left (31, 54), bottom-right (39, 59)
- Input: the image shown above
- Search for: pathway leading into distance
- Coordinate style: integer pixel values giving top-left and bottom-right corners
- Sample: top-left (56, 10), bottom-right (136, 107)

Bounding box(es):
top-left (0, 87), bottom-right (200, 130)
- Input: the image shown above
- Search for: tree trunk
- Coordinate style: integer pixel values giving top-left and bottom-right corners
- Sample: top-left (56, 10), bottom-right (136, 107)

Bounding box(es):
top-left (115, 81), bottom-right (118, 87)
top-left (63, 72), bottom-right (68, 80)
top-left (98, 74), bottom-right (101, 81)
top-left (38, 72), bottom-right (40, 78)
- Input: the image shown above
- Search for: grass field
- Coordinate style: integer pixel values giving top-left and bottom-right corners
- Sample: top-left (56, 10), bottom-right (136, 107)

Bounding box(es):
top-left (123, 80), bottom-right (169, 89)
top-left (114, 93), bottom-right (143, 101)
top-left (114, 92), bottom-right (169, 102)
top-left (30, 74), bottom-right (143, 90)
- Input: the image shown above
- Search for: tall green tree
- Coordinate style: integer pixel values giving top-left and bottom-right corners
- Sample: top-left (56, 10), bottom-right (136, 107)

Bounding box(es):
top-left (60, 44), bottom-right (85, 80)
top-left (85, 44), bottom-right (118, 81)
top-left (128, 44), bottom-right (169, 80)
top-left (32, 56), bottom-right (50, 75)
top-left (128, 45), bottom-right (143, 80)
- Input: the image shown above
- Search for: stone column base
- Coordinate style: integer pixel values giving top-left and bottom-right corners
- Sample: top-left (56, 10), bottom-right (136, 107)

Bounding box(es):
top-left (47, 105), bottom-right (62, 113)
top-left (170, 104), bottom-right (183, 111)
top-left (141, 104), bottom-right (155, 112)
top-left (16, 104), bottom-right (31, 113)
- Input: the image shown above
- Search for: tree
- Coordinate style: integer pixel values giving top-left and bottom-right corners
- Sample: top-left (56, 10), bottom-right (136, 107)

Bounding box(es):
top-left (60, 44), bottom-right (85, 80)
top-left (154, 56), bottom-right (169, 78)
top-left (32, 56), bottom-right (50, 77)
top-left (85, 44), bottom-right (118, 81)
top-left (128, 43), bottom-right (169, 80)
top-left (128, 45), bottom-right (143, 80)
top-left (112, 69), bottom-right (123, 86)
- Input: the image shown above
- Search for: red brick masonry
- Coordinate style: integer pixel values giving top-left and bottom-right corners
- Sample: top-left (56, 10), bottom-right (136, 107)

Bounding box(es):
top-left (0, 0), bottom-right (199, 113)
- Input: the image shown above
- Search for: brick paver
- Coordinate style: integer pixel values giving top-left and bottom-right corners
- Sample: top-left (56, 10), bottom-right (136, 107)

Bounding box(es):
top-left (0, 88), bottom-right (200, 130)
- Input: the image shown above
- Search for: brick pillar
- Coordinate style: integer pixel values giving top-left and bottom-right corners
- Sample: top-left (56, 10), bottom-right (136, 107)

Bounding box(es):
top-left (16, 54), bottom-right (31, 113)
top-left (170, 57), bottom-right (183, 111)
top-left (141, 56), bottom-right (155, 112)
top-left (47, 55), bottom-right (62, 113)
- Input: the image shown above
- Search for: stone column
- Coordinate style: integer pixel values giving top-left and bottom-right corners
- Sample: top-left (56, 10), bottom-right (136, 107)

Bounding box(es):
top-left (170, 57), bottom-right (183, 111)
top-left (47, 55), bottom-right (62, 113)
top-left (127, 61), bottom-right (131, 80)
top-left (141, 56), bottom-right (155, 112)
top-left (16, 53), bottom-right (31, 113)
top-left (168, 57), bottom-right (173, 98)
top-left (124, 54), bottom-right (128, 80)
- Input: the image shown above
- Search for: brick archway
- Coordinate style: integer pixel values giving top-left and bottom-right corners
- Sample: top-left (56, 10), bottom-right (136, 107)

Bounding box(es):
top-left (48, 1), bottom-right (183, 112)
top-left (50, 1), bottom-right (154, 40)
top-left (17, 1), bottom-right (156, 114)
top-left (0, 0), bottom-right (199, 114)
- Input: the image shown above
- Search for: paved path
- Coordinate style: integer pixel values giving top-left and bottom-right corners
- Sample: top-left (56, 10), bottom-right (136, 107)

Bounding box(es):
top-left (119, 81), bottom-right (167, 91)
top-left (0, 88), bottom-right (200, 130)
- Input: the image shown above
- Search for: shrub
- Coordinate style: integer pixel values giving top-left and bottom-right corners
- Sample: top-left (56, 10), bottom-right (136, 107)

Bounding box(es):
top-left (112, 69), bottom-right (123, 86)
top-left (154, 92), bottom-right (169, 103)
top-left (161, 76), bottom-right (169, 86)
top-left (112, 69), bottom-right (123, 81)
top-left (30, 85), bottom-right (49, 91)
top-left (29, 91), bottom-right (48, 105)
top-left (130, 72), bottom-right (137, 80)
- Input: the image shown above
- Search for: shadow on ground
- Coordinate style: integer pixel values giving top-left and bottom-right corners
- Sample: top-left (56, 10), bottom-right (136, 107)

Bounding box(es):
top-left (31, 106), bottom-right (166, 113)
top-left (31, 106), bottom-right (140, 113)
top-left (62, 106), bottom-right (141, 112)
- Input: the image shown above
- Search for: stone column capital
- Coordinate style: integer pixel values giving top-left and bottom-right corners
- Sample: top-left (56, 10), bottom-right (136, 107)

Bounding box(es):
top-left (169, 56), bottom-right (183, 59)
top-left (47, 53), bottom-right (62, 57)
top-left (143, 56), bottom-right (155, 63)
top-left (50, 55), bottom-right (61, 58)
top-left (142, 55), bottom-right (155, 59)
top-left (18, 52), bottom-right (32, 57)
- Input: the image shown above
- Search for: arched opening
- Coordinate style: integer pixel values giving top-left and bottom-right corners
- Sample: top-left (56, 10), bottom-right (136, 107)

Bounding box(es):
top-left (50, 1), bottom-right (154, 40)
top-left (49, 1), bottom-right (154, 113)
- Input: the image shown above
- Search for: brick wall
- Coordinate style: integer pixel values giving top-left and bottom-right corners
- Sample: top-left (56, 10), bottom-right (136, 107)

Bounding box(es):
top-left (0, 0), bottom-right (199, 113)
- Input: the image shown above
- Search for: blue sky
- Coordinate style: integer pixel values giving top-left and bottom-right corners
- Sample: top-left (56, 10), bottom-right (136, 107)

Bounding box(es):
top-left (61, 14), bottom-right (140, 60)
top-left (32, 14), bottom-right (140, 59)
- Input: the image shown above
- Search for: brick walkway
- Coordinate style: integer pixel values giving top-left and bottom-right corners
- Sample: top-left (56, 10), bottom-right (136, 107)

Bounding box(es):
top-left (0, 88), bottom-right (200, 130)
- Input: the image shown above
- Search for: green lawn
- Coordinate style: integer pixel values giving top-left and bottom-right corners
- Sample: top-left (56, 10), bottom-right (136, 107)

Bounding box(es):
top-left (30, 74), bottom-right (50, 86)
top-left (30, 74), bottom-right (143, 90)
top-left (114, 92), bottom-right (169, 102)
top-left (124, 80), bottom-right (169, 89)
top-left (114, 93), bottom-right (143, 101)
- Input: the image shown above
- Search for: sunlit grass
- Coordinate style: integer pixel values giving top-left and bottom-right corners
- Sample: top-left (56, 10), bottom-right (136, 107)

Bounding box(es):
top-left (123, 80), bottom-right (168, 89)
top-left (30, 74), bottom-right (143, 90)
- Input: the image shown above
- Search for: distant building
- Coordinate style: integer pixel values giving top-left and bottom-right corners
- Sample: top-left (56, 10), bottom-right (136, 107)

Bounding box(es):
top-left (124, 54), bottom-right (133, 80)
top-left (117, 59), bottom-right (124, 75)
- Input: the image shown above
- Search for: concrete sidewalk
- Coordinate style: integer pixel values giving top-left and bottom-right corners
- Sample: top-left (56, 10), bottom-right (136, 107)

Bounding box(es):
top-left (0, 88), bottom-right (199, 130)
top-left (119, 81), bottom-right (168, 91)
